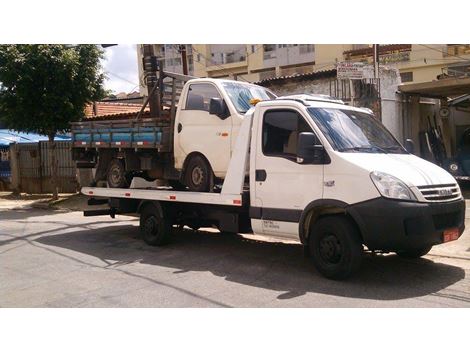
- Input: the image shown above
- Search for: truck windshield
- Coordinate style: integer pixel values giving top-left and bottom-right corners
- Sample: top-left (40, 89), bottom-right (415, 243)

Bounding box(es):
top-left (222, 82), bottom-right (277, 113)
top-left (307, 107), bottom-right (407, 154)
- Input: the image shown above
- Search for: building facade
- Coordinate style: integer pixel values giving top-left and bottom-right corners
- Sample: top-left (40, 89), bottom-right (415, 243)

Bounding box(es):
top-left (137, 44), bottom-right (470, 94)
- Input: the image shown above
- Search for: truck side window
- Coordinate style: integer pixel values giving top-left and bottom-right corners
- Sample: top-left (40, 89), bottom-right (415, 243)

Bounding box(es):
top-left (185, 83), bottom-right (222, 111)
top-left (262, 109), bottom-right (315, 160)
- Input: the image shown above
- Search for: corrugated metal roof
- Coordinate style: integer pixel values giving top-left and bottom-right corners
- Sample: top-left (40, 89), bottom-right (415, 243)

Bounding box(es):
top-left (255, 68), bottom-right (337, 85)
top-left (0, 130), bottom-right (70, 147)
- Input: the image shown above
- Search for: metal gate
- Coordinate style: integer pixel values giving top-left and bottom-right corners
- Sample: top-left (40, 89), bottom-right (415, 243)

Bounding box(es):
top-left (11, 141), bottom-right (77, 193)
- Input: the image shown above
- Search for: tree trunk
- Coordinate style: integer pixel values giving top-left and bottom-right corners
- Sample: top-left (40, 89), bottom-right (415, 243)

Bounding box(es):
top-left (48, 134), bottom-right (58, 201)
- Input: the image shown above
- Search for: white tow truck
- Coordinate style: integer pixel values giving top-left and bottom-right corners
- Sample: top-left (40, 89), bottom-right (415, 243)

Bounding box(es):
top-left (82, 95), bottom-right (465, 279)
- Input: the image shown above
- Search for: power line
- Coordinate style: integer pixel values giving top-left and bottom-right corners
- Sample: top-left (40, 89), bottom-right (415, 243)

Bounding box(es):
top-left (417, 44), bottom-right (470, 63)
top-left (106, 71), bottom-right (139, 86)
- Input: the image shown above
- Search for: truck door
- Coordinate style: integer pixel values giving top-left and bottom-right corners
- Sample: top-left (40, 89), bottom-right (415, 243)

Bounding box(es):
top-left (175, 83), bottom-right (232, 176)
top-left (252, 107), bottom-right (324, 239)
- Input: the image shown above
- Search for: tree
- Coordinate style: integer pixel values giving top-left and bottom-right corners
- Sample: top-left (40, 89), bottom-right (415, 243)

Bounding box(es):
top-left (0, 44), bottom-right (105, 199)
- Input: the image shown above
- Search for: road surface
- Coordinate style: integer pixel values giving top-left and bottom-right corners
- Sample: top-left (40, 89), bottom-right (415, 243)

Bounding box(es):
top-left (1, 199), bottom-right (470, 307)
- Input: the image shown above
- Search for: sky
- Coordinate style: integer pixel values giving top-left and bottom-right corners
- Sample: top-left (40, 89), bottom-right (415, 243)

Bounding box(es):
top-left (101, 44), bottom-right (140, 94)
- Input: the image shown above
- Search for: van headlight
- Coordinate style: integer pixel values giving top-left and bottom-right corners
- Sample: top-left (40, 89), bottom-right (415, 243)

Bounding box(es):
top-left (370, 171), bottom-right (416, 201)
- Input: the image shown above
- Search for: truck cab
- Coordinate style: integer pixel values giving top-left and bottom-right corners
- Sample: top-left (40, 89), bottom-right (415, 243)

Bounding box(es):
top-left (173, 78), bottom-right (275, 191)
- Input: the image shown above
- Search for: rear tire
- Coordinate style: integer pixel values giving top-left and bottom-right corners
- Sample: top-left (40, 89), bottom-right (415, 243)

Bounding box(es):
top-left (139, 203), bottom-right (172, 246)
top-left (184, 155), bottom-right (214, 192)
top-left (308, 215), bottom-right (363, 280)
top-left (396, 246), bottom-right (432, 259)
top-left (107, 159), bottom-right (129, 188)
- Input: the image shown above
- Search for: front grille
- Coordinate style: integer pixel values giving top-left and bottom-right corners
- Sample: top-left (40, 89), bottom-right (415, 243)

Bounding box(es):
top-left (432, 211), bottom-right (462, 230)
top-left (417, 184), bottom-right (461, 202)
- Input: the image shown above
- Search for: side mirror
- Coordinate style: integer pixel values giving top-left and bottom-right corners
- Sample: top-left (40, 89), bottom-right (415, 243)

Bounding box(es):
top-left (209, 98), bottom-right (230, 120)
top-left (297, 132), bottom-right (325, 164)
top-left (404, 139), bottom-right (415, 154)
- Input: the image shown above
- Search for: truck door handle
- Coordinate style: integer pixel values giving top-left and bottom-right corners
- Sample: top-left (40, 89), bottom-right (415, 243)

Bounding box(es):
top-left (177, 123), bottom-right (182, 133)
top-left (255, 169), bottom-right (267, 182)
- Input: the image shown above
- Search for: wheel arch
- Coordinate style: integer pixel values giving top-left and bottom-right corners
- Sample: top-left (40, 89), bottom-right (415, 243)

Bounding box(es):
top-left (137, 200), bottom-right (164, 217)
top-left (181, 151), bottom-right (213, 177)
top-left (298, 199), bottom-right (364, 245)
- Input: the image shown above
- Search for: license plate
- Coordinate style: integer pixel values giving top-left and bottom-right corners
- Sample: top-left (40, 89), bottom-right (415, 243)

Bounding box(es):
top-left (443, 228), bottom-right (460, 243)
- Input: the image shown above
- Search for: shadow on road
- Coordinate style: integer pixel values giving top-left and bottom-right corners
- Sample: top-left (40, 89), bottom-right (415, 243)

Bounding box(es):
top-left (0, 208), bottom-right (45, 221)
top-left (34, 223), bottom-right (468, 303)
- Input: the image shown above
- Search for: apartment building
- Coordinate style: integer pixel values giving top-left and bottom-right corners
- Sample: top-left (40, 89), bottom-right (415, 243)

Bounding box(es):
top-left (136, 44), bottom-right (470, 93)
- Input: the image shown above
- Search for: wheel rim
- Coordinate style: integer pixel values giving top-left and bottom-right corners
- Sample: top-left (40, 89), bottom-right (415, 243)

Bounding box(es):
top-left (144, 216), bottom-right (159, 238)
top-left (319, 233), bottom-right (342, 264)
top-left (191, 166), bottom-right (204, 186)
top-left (110, 165), bottom-right (122, 185)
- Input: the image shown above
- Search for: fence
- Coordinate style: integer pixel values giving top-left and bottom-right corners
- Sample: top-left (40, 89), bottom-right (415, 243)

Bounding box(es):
top-left (10, 141), bottom-right (77, 194)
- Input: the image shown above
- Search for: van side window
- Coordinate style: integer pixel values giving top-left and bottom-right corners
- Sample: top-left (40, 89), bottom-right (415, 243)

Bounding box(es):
top-left (262, 109), bottom-right (316, 159)
top-left (185, 83), bottom-right (222, 111)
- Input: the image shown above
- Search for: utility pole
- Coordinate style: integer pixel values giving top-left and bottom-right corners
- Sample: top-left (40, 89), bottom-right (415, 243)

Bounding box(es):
top-left (373, 44), bottom-right (380, 78)
top-left (142, 44), bottom-right (161, 118)
top-left (179, 44), bottom-right (189, 75)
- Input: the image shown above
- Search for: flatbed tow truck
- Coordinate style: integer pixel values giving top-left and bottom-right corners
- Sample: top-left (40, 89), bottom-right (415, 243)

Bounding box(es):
top-left (82, 95), bottom-right (465, 280)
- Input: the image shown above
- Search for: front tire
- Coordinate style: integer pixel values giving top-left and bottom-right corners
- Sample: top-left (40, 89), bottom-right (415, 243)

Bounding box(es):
top-left (184, 155), bottom-right (214, 192)
top-left (396, 246), bottom-right (432, 259)
top-left (309, 215), bottom-right (363, 280)
top-left (139, 203), bottom-right (172, 246)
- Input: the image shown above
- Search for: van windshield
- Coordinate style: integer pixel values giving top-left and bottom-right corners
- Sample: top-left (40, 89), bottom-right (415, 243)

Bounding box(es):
top-left (222, 82), bottom-right (277, 113)
top-left (307, 107), bottom-right (407, 154)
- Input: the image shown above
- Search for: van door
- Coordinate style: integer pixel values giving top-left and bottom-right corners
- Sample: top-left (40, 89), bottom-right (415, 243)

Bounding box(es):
top-left (253, 107), bottom-right (324, 239)
top-left (175, 83), bottom-right (232, 176)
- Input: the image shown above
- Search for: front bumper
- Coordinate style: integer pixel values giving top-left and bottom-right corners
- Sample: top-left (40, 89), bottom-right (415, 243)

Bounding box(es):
top-left (347, 197), bottom-right (465, 251)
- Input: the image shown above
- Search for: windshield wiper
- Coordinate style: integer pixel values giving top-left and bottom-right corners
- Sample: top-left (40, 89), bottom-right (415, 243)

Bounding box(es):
top-left (338, 145), bottom-right (387, 153)
top-left (381, 145), bottom-right (406, 153)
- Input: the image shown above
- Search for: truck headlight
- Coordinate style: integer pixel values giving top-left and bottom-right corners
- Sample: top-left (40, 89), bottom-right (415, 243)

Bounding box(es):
top-left (370, 171), bottom-right (416, 201)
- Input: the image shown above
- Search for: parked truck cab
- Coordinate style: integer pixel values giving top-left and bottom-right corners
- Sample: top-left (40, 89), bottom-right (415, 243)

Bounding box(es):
top-left (248, 97), bottom-right (464, 277)
top-left (174, 78), bottom-right (276, 191)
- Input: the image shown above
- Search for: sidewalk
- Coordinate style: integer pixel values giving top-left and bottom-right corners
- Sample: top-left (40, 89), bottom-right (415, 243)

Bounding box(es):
top-left (0, 192), bottom-right (79, 211)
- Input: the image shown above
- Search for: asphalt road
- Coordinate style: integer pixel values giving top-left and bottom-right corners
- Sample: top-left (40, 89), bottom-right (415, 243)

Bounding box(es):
top-left (1, 205), bottom-right (470, 307)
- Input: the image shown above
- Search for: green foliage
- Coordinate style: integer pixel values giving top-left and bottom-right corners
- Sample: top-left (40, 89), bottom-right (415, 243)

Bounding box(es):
top-left (0, 44), bottom-right (105, 138)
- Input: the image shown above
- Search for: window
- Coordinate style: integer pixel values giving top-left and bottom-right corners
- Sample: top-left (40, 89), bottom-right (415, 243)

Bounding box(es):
top-left (185, 84), bottom-right (222, 111)
top-left (299, 44), bottom-right (315, 54)
top-left (262, 110), bottom-right (315, 159)
top-left (222, 82), bottom-right (277, 113)
top-left (251, 45), bottom-right (256, 53)
top-left (400, 71), bottom-right (413, 83)
top-left (307, 108), bottom-right (406, 154)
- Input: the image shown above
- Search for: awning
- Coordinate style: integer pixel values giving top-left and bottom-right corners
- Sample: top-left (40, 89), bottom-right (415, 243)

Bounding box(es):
top-left (398, 76), bottom-right (470, 99)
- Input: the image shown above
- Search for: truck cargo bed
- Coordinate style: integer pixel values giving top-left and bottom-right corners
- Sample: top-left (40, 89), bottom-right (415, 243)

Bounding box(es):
top-left (71, 117), bottom-right (172, 151)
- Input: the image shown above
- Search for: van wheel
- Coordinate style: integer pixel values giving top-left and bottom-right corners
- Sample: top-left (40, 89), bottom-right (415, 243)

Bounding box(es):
top-left (139, 203), bottom-right (171, 246)
top-left (107, 159), bottom-right (129, 188)
top-left (309, 215), bottom-right (363, 280)
top-left (184, 155), bottom-right (214, 192)
top-left (396, 246), bottom-right (432, 259)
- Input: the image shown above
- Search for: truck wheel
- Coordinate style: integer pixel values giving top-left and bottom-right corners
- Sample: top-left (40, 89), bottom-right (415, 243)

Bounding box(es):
top-left (308, 215), bottom-right (363, 280)
top-left (184, 155), bottom-right (214, 192)
top-left (139, 203), bottom-right (171, 246)
top-left (107, 159), bottom-right (129, 188)
top-left (396, 246), bottom-right (432, 259)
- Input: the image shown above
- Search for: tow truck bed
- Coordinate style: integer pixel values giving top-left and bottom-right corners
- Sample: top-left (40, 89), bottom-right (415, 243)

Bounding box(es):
top-left (81, 186), bottom-right (243, 207)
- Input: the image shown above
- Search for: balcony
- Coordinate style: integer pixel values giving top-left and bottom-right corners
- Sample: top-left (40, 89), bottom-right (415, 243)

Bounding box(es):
top-left (343, 44), bottom-right (411, 64)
